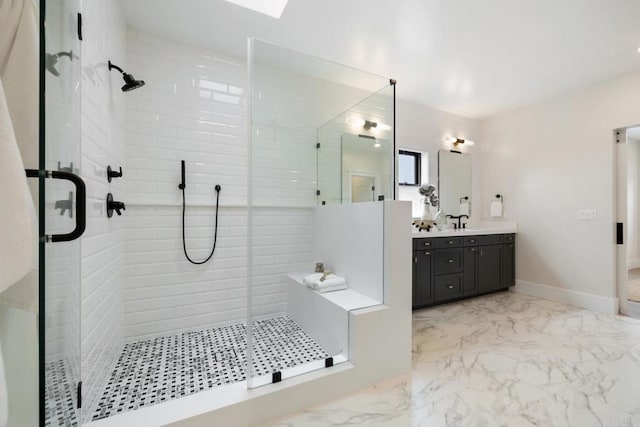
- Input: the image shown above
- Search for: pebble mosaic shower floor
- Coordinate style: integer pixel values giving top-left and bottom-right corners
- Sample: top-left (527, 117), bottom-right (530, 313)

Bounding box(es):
top-left (44, 316), bottom-right (330, 425)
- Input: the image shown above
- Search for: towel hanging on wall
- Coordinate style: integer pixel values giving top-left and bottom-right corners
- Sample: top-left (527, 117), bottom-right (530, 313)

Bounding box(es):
top-left (0, 0), bottom-right (38, 304)
top-left (490, 194), bottom-right (504, 218)
top-left (0, 81), bottom-right (36, 294)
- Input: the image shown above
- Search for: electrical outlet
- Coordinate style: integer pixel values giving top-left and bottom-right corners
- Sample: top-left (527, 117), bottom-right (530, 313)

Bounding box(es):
top-left (577, 209), bottom-right (597, 221)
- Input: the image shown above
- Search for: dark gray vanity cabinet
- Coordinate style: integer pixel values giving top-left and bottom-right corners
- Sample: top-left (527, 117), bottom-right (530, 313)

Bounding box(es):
top-left (412, 233), bottom-right (515, 309)
top-left (412, 250), bottom-right (434, 306)
top-left (477, 245), bottom-right (502, 293)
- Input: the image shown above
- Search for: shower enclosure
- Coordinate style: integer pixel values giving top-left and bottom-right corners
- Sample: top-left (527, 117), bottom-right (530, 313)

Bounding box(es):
top-left (38, 2), bottom-right (395, 425)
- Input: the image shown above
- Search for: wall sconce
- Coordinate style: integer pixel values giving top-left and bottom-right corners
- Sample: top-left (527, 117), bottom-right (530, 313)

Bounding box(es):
top-left (364, 120), bottom-right (378, 130)
top-left (453, 138), bottom-right (475, 147)
top-left (347, 117), bottom-right (392, 131)
top-left (444, 136), bottom-right (475, 148)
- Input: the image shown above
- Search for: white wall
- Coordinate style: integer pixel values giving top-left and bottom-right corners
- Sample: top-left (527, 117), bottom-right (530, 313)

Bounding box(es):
top-left (123, 30), bottom-right (253, 340)
top-left (395, 99), bottom-right (481, 221)
top-left (80, 0), bottom-right (127, 416)
top-left (479, 70), bottom-right (640, 305)
top-left (312, 202), bottom-right (384, 303)
top-left (626, 137), bottom-right (640, 267)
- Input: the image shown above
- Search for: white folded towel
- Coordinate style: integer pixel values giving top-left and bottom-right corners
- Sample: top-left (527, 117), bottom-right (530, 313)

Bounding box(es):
top-left (0, 0), bottom-right (38, 304)
top-left (490, 201), bottom-right (503, 218)
top-left (314, 283), bottom-right (347, 293)
top-left (459, 201), bottom-right (470, 216)
top-left (303, 273), bottom-right (347, 292)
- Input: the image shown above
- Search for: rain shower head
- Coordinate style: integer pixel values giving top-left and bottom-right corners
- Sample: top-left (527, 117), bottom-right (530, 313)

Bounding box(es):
top-left (108, 60), bottom-right (145, 92)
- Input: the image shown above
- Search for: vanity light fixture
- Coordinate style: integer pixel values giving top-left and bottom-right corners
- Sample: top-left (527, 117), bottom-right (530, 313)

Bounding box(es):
top-left (364, 120), bottom-right (377, 130)
top-left (452, 138), bottom-right (475, 147)
top-left (347, 117), bottom-right (391, 131)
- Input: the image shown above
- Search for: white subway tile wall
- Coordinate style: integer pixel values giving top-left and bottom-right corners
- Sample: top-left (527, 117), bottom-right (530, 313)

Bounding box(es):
top-left (80, 0), bottom-right (127, 420)
top-left (123, 32), bottom-right (387, 341)
top-left (123, 31), bottom-right (325, 341)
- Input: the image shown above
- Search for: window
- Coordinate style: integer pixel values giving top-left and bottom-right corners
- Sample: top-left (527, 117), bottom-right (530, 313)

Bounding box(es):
top-left (398, 150), bottom-right (421, 185)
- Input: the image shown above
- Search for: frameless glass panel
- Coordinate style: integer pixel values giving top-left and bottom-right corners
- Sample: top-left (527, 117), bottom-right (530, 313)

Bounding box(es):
top-left (248, 39), bottom-right (390, 388)
top-left (317, 83), bottom-right (395, 204)
top-left (43, 1), bottom-right (83, 425)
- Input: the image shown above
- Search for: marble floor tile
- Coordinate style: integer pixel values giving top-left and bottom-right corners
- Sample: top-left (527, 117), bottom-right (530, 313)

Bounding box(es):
top-left (266, 292), bottom-right (640, 427)
top-left (628, 269), bottom-right (640, 302)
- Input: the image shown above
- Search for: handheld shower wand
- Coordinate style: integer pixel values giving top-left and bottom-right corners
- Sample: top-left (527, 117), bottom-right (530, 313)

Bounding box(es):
top-left (179, 160), bottom-right (221, 264)
top-left (178, 160), bottom-right (186, 190)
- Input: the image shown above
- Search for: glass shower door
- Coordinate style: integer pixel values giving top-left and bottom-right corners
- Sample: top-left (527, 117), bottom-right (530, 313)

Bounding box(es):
top-left (41, 0), bottom-right (84, 425)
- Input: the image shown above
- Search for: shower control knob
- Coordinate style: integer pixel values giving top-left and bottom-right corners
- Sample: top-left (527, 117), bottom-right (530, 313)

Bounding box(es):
top-left (107, 165), bottom-right (123, 182)
top-left (106, 193), bottom-right (126, 218)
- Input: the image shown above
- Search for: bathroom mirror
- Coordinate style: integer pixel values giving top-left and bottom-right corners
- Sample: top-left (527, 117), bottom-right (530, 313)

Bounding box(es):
top-left (342, 133), bottom-right (392, 203)
top-left (438, 150), bottom-right (472, 216)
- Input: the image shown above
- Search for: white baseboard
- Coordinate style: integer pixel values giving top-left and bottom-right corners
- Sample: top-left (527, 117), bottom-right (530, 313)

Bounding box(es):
top-left (512, 280), bottom-right (619, 315)
top-left (627, 259), bottom-right (640, 270)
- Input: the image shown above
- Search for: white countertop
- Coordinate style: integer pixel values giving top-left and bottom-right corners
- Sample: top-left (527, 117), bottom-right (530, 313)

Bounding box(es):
top-left (411, 227), bottom-right (517, 238)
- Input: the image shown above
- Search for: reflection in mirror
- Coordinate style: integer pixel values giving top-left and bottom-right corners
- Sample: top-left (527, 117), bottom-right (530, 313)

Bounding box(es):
top-left (626, 126), bottom-right (640, 304)
top-left (342, 134), bottom-right (391, 203)
top-left (316, 83), bottom-right (395, 205)
top-left (438, 150), bottom-right (472, 217)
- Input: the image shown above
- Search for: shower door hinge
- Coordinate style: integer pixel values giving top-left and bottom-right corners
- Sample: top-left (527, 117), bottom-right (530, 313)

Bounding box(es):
top-left (77, 13), bottom-right (83, 41)
top-left (77, 381), bottom-right (82, 408)
top-left (316, 142), bottom-right (320, 149)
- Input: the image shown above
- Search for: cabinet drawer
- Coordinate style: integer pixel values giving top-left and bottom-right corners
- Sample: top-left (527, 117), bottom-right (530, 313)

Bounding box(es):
top-left (434, 273), bottom-right (463, 302)
top-left (413, 238), bottom-right (435, 250)
top-left (477, 234), bottom-right (502, 245)
top-left (503, 234), bottom-right (515, 243)
top-left (433, 248), bottom-right (463, 274)
top-left (463, 236), bottom-right (479, 246)
top-left (433, 237), bottom-right (463, 249)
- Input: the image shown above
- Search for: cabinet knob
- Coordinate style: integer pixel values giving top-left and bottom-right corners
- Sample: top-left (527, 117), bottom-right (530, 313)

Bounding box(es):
top-left (470, 248), bottom-right (476, 252)
top-left (447, 285), bottom-right (454, 289)
top-left (414, 256), bottom-right (417, 263)
top-left (448, 259), bottom-right (454, 263)
top-left (424, 242), bottom-right (430, 246)
top-left (448, 240), bottom-right (454, 244)
top-left (425, 252), bottom-right (430, 255)
top-left (469, 239), bottom-right (475, 243)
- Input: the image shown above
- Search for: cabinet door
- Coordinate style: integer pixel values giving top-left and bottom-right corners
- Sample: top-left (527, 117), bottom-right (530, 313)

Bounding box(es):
top-left (413, 250), bottom-right (433, 307)
top-left (501, 243), bottom-right (515, 287)
top-left (477, 244), bottom-right (502, 293)
top-left (463, 247), bottom-right (478, 296)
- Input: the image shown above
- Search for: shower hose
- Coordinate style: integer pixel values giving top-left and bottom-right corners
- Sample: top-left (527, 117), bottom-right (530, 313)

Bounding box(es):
top-left (181, 184), bottom-right (221, 264)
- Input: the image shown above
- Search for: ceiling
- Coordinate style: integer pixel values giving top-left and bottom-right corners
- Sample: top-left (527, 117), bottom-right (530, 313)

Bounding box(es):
top-left (122, 0), bottom-right (640, 119)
